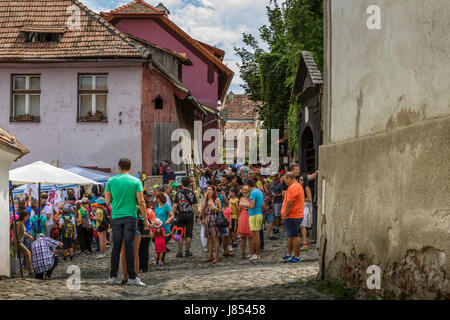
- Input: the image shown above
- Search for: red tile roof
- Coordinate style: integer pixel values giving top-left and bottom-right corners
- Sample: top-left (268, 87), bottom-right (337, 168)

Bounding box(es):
top-left (0, 0), bottom-right (151, 61)
top-left (110, 0), bottom-right (162, 13)
top-left (196, 39), bottom-right (225, 61)
top-left (103, 0), bottom-right (234, 102)
top-left (222, 93), bottom-right (260, 120)
top-left (0, 127), bottom-right (29, 160)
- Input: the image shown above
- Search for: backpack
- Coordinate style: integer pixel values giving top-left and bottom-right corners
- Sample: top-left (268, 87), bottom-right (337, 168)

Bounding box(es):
top-left (81, 208), bottom-right (91, 229)
top-left (152, 165), bottom-right (159, 176)
top-left (158, 165), bottom-right (165, 175)
top-left (97, 207), bottom-right (109, 232)
top-left (175, 189), bottom-right (194, 214)
top-left (62, 214), bottom-right (74, 239)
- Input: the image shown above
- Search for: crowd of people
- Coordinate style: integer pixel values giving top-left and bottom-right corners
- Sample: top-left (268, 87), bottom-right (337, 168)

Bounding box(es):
top-left (10, 187), bottom-right (113, 278)
top-left (10, 158), bottom-right (318, 287)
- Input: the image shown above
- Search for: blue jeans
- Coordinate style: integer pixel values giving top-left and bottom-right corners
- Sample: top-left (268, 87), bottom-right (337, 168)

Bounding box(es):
top-left (110, 216), bottom-right (137, 279)
top-left (263, 210), bottom-right (275, 224)
top-left (23, 237), bottom-right (31, 267)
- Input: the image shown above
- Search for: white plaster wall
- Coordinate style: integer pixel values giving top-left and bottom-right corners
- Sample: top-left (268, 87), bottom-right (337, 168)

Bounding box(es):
top-left (330, 0), bottom-right (450, 143)
top-left (0, 148), bottom-right (18, 277)
top-left (0, 62), bottom-right (143, 175)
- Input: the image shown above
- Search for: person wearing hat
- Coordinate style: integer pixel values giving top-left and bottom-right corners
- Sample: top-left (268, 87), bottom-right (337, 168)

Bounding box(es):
top-left (149, 218), bottom-right (172, 266)
top-left (39, 193), bottom-right (55, 238)
top-left (58, 204), bottom-right (77, 261)
top-left (77, 197), bottom-right (93, 255)
top-left (170, 182), bottom-right (178, 201)
top-left (94, 197), bottom-right (109, 259)
top-left (31, 233), bottom-right (63, 280)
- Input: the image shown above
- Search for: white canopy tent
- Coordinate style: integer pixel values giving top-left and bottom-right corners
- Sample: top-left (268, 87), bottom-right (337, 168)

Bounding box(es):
top-left (9, 161), bottom-right (100, 246)
top-left (10, 161), bottom-right (100, 186)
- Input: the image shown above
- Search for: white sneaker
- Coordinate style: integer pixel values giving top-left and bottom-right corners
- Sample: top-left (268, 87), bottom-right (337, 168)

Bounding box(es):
top-left (127, 277), bottom-right (147, 287)
top-left (228, 245), bottom-right (233, 252)
top-left (249, 255), bottom-right (260, 261)
top-left (96, 254), bottom-right (104, 259)
top-left (104, 277), bottom-right (118, 285)
top-left (246, 254), bottom-right (251, 258)
top-left (202, 247), bottom-right (208, 252)
top-left (153, 261), bottom-right (158, 266)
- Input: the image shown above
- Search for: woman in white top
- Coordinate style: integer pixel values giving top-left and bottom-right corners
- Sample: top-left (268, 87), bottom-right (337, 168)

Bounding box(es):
top-left (300, 174), bottom-right (313, 251)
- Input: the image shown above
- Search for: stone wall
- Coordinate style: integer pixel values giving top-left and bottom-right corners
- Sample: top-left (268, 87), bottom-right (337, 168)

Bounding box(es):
top-left (319, 115), bottom-right (450, 299)
top-left (320, 0), bottom-right (450, 299)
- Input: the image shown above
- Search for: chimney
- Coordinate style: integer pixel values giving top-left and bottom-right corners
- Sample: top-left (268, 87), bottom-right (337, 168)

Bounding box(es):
top-left (156, 2), bottom-right (170, 16)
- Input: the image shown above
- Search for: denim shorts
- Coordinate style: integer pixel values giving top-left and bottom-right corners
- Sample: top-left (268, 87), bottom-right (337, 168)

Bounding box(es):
top-left (263, 211), bottom-right (275, 224)
top-left (221, 228), bottom-right (229, 236)
top-left (273, 203), bottom-right (282, 217)
top-left (284, 218), bottom-right (303, 238)
top-left (62, 237), bottom-right (73, 250)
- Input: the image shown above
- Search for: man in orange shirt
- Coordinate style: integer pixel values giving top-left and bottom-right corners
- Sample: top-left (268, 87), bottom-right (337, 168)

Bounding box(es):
top-left (281, 172), bottom-right (304, 263)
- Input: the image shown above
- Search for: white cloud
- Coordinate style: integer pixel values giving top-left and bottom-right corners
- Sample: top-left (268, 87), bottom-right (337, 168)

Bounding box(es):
top-left (85, 0), bottom-right (271, 92)
top-left (168, 0), bottom-right (270, 90)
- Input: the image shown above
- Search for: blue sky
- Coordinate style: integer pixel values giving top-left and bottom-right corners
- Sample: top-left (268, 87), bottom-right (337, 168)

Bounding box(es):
top-left (82, 0), bottom-right (271, 94)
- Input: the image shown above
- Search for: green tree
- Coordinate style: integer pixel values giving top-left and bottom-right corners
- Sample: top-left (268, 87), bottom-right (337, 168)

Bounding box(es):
top-left (235, 0), bottom-right (323, 131)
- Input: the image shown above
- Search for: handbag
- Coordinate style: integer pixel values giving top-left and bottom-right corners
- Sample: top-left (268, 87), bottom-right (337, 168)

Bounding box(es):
top-left (137, 208), bottom-right (150, 236)
top-left (215, 213), bottom-right (229, 229)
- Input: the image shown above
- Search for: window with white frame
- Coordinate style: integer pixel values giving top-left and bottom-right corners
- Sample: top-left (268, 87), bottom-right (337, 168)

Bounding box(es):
top-left (78, 74), bottom-right (108, 121)
top-left (11, 75), bottom-right (41, 121)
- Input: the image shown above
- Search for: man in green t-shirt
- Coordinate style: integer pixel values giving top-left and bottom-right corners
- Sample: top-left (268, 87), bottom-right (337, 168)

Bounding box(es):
top-left (104, 158), bottom-right (149, 287)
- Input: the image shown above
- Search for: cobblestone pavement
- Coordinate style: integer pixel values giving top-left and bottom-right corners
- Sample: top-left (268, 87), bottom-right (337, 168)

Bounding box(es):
top-left (0, 223), bottom-right (332, 300)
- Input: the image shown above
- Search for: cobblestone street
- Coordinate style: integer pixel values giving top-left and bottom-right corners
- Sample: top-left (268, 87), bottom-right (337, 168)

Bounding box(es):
top-left (0, 223), bottom-right (332, 300)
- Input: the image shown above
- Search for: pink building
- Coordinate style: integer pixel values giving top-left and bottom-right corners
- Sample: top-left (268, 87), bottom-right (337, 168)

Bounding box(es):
top-left (102, 0), bottom-right (234, 156)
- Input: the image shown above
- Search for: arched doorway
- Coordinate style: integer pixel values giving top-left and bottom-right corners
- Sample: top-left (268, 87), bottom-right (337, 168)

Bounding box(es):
top-left (300, 125), bottom-right (318, 241)
top-left (301, 126), bottom-right (316, 176)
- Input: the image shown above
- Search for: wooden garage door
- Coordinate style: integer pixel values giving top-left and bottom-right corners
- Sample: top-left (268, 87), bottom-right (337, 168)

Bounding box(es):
top-left (151, 122), bottom-right (182, 171)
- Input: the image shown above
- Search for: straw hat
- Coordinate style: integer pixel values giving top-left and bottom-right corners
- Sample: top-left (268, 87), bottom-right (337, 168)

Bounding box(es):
top-left (153, 218), bottom-right (163, 228)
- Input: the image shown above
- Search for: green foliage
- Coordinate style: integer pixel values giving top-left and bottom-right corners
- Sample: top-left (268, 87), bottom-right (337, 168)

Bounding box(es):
top-left (259, 52), bottom-right (291, 130)
top-left (316, 279), bottom-right (356, 300)
top-left (288, 101), bottom-right (301, 155)
top-left (234, 0), bottom-right (323, 132)
top-left (234, 34), bottom-right (264, 102)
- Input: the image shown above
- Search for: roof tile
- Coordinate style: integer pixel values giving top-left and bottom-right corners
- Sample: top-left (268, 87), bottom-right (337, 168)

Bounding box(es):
top-left (301, 51), bottom-right (323, 85)
top-left (0, 127), bottom-right (29, 159)
top-left (0, 0), bottom-right (151, 61)
top-left (111, 0), bottom-right (161, 13)
top-left (222, 93), bottom-right (260, 121)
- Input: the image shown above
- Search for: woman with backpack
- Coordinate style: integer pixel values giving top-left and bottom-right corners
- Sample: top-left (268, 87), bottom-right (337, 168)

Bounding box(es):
top-left (94, 197), bottom-right (109, 259)
top-left (77, 198), bottom-right (93, 255)
top-left (58, 204), bottom-right (77, 262)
